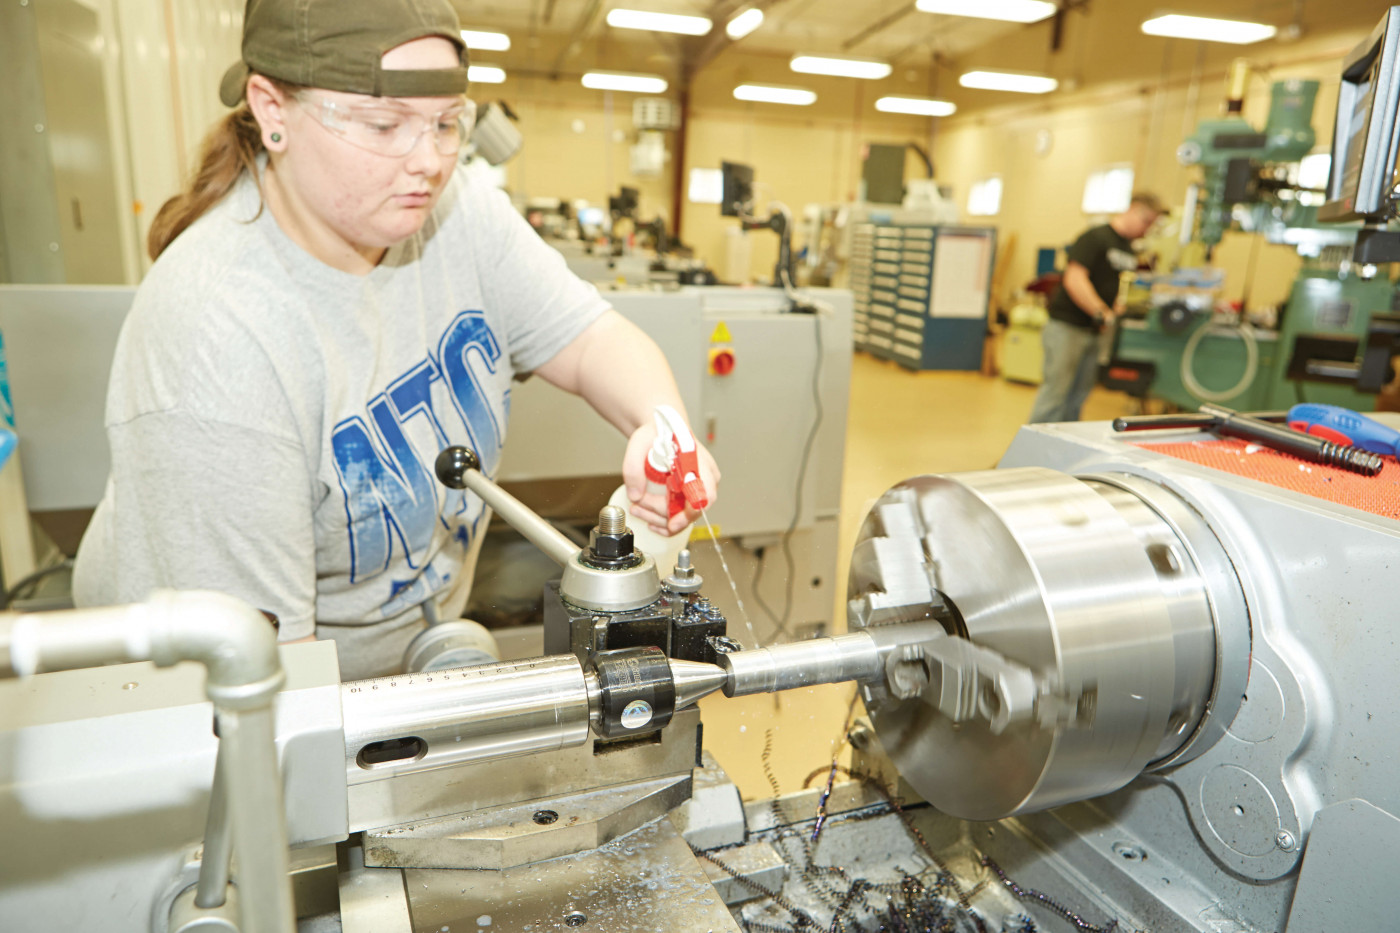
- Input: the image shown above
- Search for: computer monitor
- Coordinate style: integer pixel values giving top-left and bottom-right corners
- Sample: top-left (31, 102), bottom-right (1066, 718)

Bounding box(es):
top-left (720, 161), bottom-right (754, 218)
top-left (1319, 7), bottom-right (1400, 223)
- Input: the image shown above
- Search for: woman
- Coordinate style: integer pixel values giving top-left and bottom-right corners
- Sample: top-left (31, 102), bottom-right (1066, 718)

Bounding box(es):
top-left (73, 0), bottom-right (718, 680)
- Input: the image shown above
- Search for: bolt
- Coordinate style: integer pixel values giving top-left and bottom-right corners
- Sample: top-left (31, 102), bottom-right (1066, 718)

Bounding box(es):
top-left (620, 699), bottom-right (653, 729)
top-left (676, 549), bottom-right (693, 571)
top-left (532, 809), bottom-right (558, 825)
top-left (564, 912), bottom-right (587, 927)
top-left (1275, 830), bottom-right (1296, 851)
top-left (597, 505), bottom-right (627, 535)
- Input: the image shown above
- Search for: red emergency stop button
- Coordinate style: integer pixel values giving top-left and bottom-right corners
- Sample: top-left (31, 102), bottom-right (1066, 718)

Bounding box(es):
top-left (709, 347), bottom-right (735, 376)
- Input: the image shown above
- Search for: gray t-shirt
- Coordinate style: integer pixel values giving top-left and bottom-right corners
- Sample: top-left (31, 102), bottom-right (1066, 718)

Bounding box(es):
top-left (73, 167), bottom-right (608, 679)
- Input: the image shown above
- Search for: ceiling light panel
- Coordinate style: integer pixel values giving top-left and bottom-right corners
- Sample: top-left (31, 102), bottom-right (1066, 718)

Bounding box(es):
top-left (468, 66), bottom-right (506, 85)
top-left (460, 30), bottom-right (511, 51)
top-left (915, 0), bottom-right (1056, 23)
top-left (790, 55), bottom-right (892, 80)
top-left (1141, 14), bottom-right (1278, 44)
top-left (876, 96), bottom-right (957, 116)
top-left (726, 8), bottom-right (764, 39)
top-left (582, 72), bottom-right (670, 93)
top-left (959, 70), bottom-right (1058, 94)
top-left (606, 9), bottom-right (713, 35)
top-left (734, 84), bottom-right (817, 106)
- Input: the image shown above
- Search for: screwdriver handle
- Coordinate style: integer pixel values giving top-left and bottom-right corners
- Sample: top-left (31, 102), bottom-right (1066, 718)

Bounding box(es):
top-left (1286, 403), bottom-right (1400, 458)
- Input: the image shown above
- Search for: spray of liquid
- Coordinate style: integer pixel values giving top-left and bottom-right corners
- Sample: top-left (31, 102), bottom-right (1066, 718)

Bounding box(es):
top-left (699, 507), bottom-right (761, 648)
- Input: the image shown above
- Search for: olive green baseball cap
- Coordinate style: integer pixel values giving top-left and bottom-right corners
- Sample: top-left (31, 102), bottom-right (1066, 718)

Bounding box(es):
top-left (219, 0), bottom-right (471, 107)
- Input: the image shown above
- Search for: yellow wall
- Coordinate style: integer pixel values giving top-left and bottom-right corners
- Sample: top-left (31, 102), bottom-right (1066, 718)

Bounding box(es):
top-left (928, 16), bottom-right (1375, 310)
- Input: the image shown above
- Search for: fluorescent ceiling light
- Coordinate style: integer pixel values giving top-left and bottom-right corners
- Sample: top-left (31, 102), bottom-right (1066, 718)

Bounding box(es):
top-left (734, 84), bottom-right (817, 106)
top-left (876, 96), bottom-right (957, 116)
top-left (959, 70), bottom-right (1058, 94)
top-left (1141, 14), bottom-right (1277, 44)
top-left (606, 9), bottom-right (712, 35)
top-left (582, 72), bottom-right (669, 93)
top-left (468, 65), bottom-right (506, 85)
top-left (915, 0), bottom-right (1056, 24)
top-left (790, 55), bottom-right (892, 80)
top-left (726, 7), bottom-right (764, 39)
top-left (460, 30), bottom-right (510, 51)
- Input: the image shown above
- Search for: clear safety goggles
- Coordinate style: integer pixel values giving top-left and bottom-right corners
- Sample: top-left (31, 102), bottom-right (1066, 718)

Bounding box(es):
top-left (294, 93), bottom-right (476, 158)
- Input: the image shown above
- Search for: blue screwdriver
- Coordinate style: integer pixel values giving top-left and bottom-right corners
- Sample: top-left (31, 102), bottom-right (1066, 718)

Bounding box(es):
top-left (1287, 403), bottom-right (1400, 459)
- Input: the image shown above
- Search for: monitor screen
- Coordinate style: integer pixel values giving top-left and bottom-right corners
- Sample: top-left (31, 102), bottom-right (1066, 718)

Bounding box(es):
top-left (1320, 8), bottom-right (1400, 222)
top-left (720, 161), bottom-right (754, 218)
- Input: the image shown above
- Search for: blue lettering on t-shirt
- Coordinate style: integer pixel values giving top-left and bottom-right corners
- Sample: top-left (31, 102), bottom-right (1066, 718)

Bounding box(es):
top-left (330, 311), bottom-right (505, 586)
top-left (438, 311), bottom-right (504, 472)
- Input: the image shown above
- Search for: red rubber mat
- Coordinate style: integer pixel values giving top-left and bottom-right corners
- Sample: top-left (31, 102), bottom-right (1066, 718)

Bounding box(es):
top-left (1136, 438), bottom-right (1400, 520)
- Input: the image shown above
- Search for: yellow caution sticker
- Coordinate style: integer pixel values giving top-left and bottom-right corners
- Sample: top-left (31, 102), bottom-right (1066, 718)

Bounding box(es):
top-left (690, 521), bottom-right (722, 541)
top-left (709, 321), bottom-right (732, 344)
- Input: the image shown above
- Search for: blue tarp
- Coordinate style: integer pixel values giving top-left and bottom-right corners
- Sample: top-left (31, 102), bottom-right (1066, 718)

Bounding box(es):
top-left (0, 429), bottom-right (14, 471)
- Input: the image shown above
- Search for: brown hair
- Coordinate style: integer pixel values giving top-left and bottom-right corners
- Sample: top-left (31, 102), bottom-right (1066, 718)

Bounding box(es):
top-left (146, 77), bottom-right (300, 260)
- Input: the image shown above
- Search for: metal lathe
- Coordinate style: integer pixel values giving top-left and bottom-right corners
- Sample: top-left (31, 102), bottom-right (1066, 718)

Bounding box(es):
top-left (3, 415), bottom-right (1399, 932)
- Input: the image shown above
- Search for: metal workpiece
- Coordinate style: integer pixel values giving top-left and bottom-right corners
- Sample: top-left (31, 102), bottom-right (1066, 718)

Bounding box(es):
top-left (849, 469), bottom-right (1235, 821)
top-left (716, 631), bottom-right (885, 697)
top-left (341, 655), bottom-right (593, 786)
top-left (433, 445), bottom-right (580, 567)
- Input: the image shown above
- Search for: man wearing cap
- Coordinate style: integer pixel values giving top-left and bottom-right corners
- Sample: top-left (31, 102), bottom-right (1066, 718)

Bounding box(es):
top-left (1027, 192), bottom-right (1166, 423)
top-left (72, 0), bottom-right (719, 680)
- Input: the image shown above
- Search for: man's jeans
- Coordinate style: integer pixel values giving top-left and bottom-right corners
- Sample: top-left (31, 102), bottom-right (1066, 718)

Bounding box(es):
top-left (1028, 318), bottom-right (1100, 423)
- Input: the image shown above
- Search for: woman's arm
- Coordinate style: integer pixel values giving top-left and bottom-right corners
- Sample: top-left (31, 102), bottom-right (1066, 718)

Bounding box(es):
top-left (532, 310), bottom-right (720, 535)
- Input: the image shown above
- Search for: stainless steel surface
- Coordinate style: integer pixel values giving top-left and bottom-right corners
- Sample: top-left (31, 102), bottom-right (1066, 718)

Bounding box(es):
top-left (341, 654), bottom-right (592, 786)
top-left (401, 817), bottom-right (742, 933)
top-left (169, 883), bottom-right (240, 933)
top-left (669, 658), bottom-right (728, 709)
top-left (347, 707), bottom-right (702, 834)
top-left (851, 469), bottom-right (1226, 820)
top-left (718, 631), bottom-right (883, 697)
top-left (558, 550), bottom-right (663, 612)
top-left (363, 773), bottom-right (691, 870)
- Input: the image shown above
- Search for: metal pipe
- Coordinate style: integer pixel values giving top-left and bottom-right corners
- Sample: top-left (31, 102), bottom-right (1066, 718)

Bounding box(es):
top-left (220, 706), bottom-right (293, 933)
top-left (0, 591), bottom-right (293, 933)
top-left (194, 737), bottom-right (234, 910)
top-left (435, 447), bottom-right (580, 567)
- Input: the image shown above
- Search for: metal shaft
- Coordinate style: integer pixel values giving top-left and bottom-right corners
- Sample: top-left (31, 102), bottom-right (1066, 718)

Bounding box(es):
top-left (1113, 411), bottom-right (1288, 431)
top-left (435, 446), bottom-right (580, 567)
top-left (341, 655), bottom-right (594, 786)
top-left (194, 737), bottom-right (235, 909)
top-left (717, 631), bottom-right (884, 697)
top-left (1199, 403), bottom-right (1384, 476)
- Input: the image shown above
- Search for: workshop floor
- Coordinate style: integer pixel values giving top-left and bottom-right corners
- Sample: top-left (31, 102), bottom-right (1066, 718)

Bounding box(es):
top-left (700, 352), bottom-right (1136, 800)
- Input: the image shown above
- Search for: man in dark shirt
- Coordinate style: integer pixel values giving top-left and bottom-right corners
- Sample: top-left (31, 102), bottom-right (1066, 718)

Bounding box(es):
top-left (1028, 192), bottom-right (1166, 422)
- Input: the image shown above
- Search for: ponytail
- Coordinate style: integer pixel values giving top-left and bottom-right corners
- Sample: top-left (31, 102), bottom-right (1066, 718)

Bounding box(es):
top-left (147, 105), bottom-right (266, 260)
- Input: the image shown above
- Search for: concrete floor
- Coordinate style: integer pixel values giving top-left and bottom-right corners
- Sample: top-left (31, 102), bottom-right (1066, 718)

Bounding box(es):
top-left (700, 351), bottom-right (1136, 800)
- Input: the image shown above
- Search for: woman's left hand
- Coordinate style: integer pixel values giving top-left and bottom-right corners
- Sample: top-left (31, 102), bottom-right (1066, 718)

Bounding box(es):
top-left (620, 422), bottom-right (721, 536)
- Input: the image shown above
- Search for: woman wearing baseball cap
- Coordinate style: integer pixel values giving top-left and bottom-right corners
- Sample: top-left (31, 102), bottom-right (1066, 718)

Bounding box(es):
top-left (72, 0), bottom-right (719, 680)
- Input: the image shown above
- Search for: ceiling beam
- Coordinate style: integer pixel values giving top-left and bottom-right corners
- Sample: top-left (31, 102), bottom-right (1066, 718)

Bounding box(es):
top-left (842, 1), bottom-right (918, 52)
top-left (543, 0), bottom-right (559, 27)
top-left (550, 0), bottom-right (605, 78)
top-left (682, 0), bottom-right (791, 83)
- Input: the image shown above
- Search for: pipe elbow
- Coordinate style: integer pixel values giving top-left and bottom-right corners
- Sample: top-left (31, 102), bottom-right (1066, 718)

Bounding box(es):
top-left (144, 590), bottom-right (284, 707)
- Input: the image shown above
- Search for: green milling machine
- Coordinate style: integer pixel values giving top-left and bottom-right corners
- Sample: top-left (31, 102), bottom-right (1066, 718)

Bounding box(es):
top-left (1110, 61), bottom-right (1399, 411)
